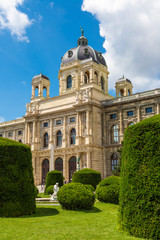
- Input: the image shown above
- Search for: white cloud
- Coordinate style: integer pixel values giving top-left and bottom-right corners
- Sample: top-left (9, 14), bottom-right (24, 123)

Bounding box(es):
top-left (0, 0), bottom-right (32, 42)
top-left (0, 117), bottom-right (5, 123)
top-left (82, 0), bottom-right (160, 93)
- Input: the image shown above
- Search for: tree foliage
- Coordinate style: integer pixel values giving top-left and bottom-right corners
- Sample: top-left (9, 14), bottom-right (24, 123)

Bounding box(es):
top-left (119, 115), bottom-right (160, 239)
top-left (0, 138), bottom-right (36, 217)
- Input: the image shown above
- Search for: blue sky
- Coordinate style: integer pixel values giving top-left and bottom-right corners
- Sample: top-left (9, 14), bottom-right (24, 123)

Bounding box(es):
top-left (1, 0), bottom-right (160, 122)
top-left (0, 0), bottom-right (107, 122)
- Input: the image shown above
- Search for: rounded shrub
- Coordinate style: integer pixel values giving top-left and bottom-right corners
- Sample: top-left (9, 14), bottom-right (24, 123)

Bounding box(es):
top-left (0, 138), bottom-right (36, 217)
top-left (45, 185), bottom-right (54, 195)
top-left (96, 176), bottom-right (120, 204)
top-left (57, 182), bottom-right (95, 210)
top-left (84, 184), bottom-right (95, 193)
top-left (34, 186), bottom-right (39, 198)
top-left (72, 168), bottom-right (101, 189)
top-left (98, 176), bottom-right (120, 187)
top-left (119, 115), bottom-right (160, 240)
top-left (45, 170), bottom-right (63, 193)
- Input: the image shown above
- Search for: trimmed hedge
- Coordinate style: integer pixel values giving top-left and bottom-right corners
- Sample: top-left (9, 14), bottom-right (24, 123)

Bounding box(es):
top-left (72, 168), bottom-right (101, 189)
top-left (45, 170), bottom-right (63, 193)
top-left (45, 185), bottom-right (54, 195)
top-left (0, 138), bottom-right (36, 217)
top-left (57, 182), bottom-right (95, 210)
top-left (119, 115), bottom-right (160, 240)
top-left (96, 176), bottom-right (120, 204)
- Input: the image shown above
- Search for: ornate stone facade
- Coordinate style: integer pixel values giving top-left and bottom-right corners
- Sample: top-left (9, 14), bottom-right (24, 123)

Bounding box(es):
top-left (0, 33), bottom-right (159, 185)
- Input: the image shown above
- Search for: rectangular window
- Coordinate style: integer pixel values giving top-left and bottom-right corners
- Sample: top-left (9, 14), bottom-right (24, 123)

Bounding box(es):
top-left (70, 117), bottom-right (75, 123)
top-left (127, 111), bottom-right (134, 116)
top-left (56, 120), bottom-right (61, 125)
top-left (145, 107), bottom-right (153, 113)
top-left (18, 130), bottom-right (22, 135)
top-left (43, 122), bottom-right (48, 127)
top-left (8, 132), bottom-right (13, 137)
top-left (110, 114), bottom-right (116, 119)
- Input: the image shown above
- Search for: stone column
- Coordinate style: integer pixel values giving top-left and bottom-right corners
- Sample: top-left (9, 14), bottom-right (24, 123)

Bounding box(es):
top-left (32, 121), bottom-right (36, 150)
top-left (157, 103), bottom-right (160, 114)
top-left (137, 105), bottom-right (141, 122)
top-left (63, 154), bottom-right (68, 182)
top-left (25, 123), bottom-right (28, 144)
top-left (50, 145), bottom-right (54, 171)
top-left (85, 110), bottom-right (90, 144)
top-left (37, 121), bottom-right (41, 148)
top-left (80, 71), bottom-right (84, 85)
top-left (63, 116), bottom-right (66, 147)
top-left (76, 112), bottom-right (79, 145)
top-left (119, 110), bottom-right (123, 143)
top-left (13, 129), bottom-right (16, 141)
top-left (75, 70), bottom-right (79, 90)
top-left (49, 119), bottom-right (53, 147)
top-left (87, 152), bottom-right (92, 168)
top-left (86, 110), bottom-right (90, 136)
top-left (103, 148), bottom-right (107, 178)
top-left (39, 83), bottom-right (42, 97)
top-left (90, 68), bottom-right (94, 83)
top-left (27, 123), bottom-right (30, 144)
top-left (32, 86), bottom-right (35, 98)
top-left (105, 74), bottom-right (108, 94)
top-left (102, 113), bottom-right (106, 145)
top-left (79, 112), bottom-right (82, 137)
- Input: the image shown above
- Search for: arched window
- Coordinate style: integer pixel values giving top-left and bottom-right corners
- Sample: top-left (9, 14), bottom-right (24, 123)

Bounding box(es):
top-left (119, 89), bottom-right (124, 97)
top-left (43, 87), bottom-right (47, 97)
top-left (128, 89), bottom-right (130, 95)
top-left (129, 122), bottom-right (134, 126)
top-left (111, 125), bottom-right (119, 143)
top-left (84, 71), bottom-right (89, 84)
top-left (57, 130), bottom-right (62, 146)
top-left (70, 128), bottom-right (76, 145)
top-left (35, 87), bottom-right (39, 97)
top-left (19, 139), bottom-right (22, 143)
top-left (67, 75), bottom-right (72, 89)
top-left (44, 133), bottom-right (48, 148)
top-left (101, 76), bottom-right (104, 90)
top-left (94, 71), bottom-right (98, 84)
top-left (42, 159), bottom-right (49, 183)
top-left (111, 154), bottom-right (119, 171)
top-left (55, 157), bottom-right (63, 174)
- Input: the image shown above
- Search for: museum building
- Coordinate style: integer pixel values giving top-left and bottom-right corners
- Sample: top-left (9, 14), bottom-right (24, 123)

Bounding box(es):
top-left (0, 32), bottom-right (160, 185)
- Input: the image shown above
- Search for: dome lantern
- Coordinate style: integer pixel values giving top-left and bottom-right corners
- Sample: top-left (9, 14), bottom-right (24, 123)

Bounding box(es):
top-left (77, 27), bottom-right (88, 46)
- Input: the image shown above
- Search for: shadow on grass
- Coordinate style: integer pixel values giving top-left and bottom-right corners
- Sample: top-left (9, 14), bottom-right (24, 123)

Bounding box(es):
top-left (77, 206), bottom-right (102, 213)
top-left (20, 207), bottom-right (59, 218)
top-left (61, 206), bottom-right (102, 213)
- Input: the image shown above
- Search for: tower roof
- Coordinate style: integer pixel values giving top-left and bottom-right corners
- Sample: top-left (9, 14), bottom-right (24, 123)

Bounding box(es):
top-left (61, 28), bottom-right (107, 66)
top-left (32, 73), bottom-right (49, 81)
top-left (116, 76), bottom-right (132, 83)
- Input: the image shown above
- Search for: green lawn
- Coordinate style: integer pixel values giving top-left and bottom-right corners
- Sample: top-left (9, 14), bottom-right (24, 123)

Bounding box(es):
top-left (0, 202), bottom-right (144, 240)
top-left (37, 193), bottom-right (51, 198)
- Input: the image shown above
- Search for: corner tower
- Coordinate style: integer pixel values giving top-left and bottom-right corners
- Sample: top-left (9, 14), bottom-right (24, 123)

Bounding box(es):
top-left (58, 29), bottom-right (110, 99)
top-left (31, 73), bottom-right (50, 102)
top-left (115, 76), bottom-right (133, 97)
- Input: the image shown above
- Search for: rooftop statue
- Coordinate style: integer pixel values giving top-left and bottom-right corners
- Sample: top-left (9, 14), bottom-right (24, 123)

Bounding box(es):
top-left (80, 26), bottom-right (84, 36)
